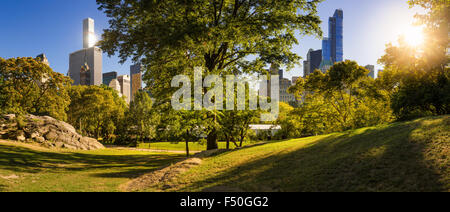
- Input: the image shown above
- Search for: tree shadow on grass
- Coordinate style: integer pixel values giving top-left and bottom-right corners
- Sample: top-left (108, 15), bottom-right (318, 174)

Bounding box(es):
top-left (0, 145), bottom-right (184, 179)
top-left (180, 117), bottom-right (449, 192)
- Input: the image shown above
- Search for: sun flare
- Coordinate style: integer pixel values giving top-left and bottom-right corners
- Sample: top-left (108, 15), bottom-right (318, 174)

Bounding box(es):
top-left (401, 25), bottom-right (425, 47)
top-left (88, 33), bottom-right (97, 48)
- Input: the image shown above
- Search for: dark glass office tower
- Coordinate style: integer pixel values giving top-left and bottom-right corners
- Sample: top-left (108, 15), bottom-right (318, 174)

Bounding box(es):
top-left (103, 71), bottom-right (117, 86)
top-left (329, 9), bottom-right (343, 63)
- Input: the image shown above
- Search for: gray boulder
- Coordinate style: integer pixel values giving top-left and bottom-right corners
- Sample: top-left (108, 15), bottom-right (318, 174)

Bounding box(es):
top-left (0, 114), bottom-right (104, 150)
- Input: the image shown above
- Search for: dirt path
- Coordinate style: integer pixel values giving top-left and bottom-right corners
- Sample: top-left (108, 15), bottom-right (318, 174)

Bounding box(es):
top-left (120, 157), bottom-right (203, 192)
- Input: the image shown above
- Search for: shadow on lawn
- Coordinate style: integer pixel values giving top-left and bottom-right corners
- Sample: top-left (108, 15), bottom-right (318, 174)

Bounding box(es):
top-left (182, 117), bottom-right (448, 192)
top-left (0, 145), bottom-right (184, 179)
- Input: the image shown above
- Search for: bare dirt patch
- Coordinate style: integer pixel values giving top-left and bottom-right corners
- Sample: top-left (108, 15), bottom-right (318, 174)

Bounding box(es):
top-left (121, 158), bottom-right (203, 192)
top-left (0, 174), bottom-right (19, 180)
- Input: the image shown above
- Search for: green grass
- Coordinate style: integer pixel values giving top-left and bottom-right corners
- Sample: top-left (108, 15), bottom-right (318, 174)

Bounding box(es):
top-left (1, 116), bottom-right (448, 192)
top-left (0, 142), bottom-right (184, 192)
top-left (144, 116), bottom-right (449, 192)
top-left (137, 141), bottom-right (256, 152)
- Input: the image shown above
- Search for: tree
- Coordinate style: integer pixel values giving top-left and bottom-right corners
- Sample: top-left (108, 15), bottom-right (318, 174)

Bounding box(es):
top-left (97, 0), bottom-right (323, 150)
top-left (288, 61), bottom-right (394, 137)
top-left (220, 109), bottom-right (259, 149)
top-left (67, 85), bottom-right (127, 140)
top-left (377, 1), bottom-right (450, 119)
top-left (120, 91), bottom-right (159, 146)
top-left (157, 108), bottom-right (210, 157)
top-left (0, 57), bottom-right (72, 120)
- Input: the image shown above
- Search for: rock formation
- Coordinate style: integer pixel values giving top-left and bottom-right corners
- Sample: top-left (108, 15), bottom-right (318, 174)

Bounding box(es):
top-left (0, 114), bottom-right (104, 150)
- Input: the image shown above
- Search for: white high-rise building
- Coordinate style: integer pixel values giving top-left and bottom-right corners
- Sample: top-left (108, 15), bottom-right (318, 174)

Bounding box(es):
top-left (109, 79), bottom-right (122, 97)
top-left (68, 18), bottom-right (103, 86)
top-left (118, 75), bottom-right (131, 104)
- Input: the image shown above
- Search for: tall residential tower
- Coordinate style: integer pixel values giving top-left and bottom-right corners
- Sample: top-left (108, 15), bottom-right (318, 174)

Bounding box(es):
top-left (130, 64), bottom-right (143, 101)
top-left (68, 18), bottom-right (102, 86)
top-left (320, 9), bottom-right (344, 72)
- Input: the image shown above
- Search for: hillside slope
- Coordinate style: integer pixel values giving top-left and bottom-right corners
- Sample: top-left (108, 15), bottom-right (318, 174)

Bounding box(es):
top-left (145, 116), bottom-right (449, 192)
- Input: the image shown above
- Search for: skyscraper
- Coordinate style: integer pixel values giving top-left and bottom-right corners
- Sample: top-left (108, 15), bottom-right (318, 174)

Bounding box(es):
top-left (118, 75), bottom-right (131, 104)
top-left (303, 49), bottom-right (322, 76)
top-left (109, 79), bottom-right (122, 97)
top-left (329, 9), bottom-right (344, 63)
top-left (365, 65), bottom-right (375, 78)
top-left (320, 9), bottom-right (344, 72)
top-left (68, 18), bottom-right (102, 86)
top-left (103, 71), bottom-right (117, 86)
top-left (130, 64), bottom-right (143, 101)
top-left (83, 18), bottom-right (95, 49)
top-left (310, 49), bottom-right (323, 74)
top-left (259, 64), bottom-right (295, 103)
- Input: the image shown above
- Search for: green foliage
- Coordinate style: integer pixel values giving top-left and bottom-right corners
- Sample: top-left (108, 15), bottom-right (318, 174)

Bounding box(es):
top-left (0, 57), bottom-right (72, 120)
top-left (118, 91), bottom-right (159, 146)
top-left (97, 0), bottom-right (323, 149)
top-left (286, 61), bottom-right (394, 138)
top-left (220, 109), bottom-right (260, 148)
top-left (377, 0), bottom-right (450, 120)
top-left (67, 85), bottom-right (127, 141)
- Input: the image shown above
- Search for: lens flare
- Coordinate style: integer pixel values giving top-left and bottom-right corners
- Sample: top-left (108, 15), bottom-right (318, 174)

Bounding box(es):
top-left (401, 25), bottom-right (425, 47)
top-left (88, 33), bottom-right (97, 47)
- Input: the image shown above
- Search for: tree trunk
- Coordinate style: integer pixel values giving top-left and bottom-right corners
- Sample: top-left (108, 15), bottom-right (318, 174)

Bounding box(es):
top-left (185, 140), bottom-right (190, 157)
top-left (207, 129), bottom-right (219, 150)
top-left (225, 134), bottom-right (230, 150)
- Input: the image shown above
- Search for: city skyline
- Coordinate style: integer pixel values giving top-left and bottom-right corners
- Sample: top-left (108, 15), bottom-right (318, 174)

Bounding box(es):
top-left (0, 0), bottom-right (423, 79)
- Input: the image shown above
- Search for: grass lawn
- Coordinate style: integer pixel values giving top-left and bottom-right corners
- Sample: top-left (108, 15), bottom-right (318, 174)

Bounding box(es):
top-left (0, 116), bottom-right (448, 192)
top-left (0, 141), bottom-right (184, 192)
top-left (143, 115), bottom-right (449, 192)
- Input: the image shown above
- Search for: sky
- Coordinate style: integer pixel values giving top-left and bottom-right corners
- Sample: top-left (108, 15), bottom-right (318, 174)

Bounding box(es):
top-left (0, 0), bottom-right (424, 79)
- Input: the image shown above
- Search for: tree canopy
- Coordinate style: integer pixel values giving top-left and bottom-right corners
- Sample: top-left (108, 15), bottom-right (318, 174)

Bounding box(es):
top-left (0, 57), bottom-right (72, 121)
top-left (67, 85), bottom-right (127, 140)
top-left (98, 0), bottom-right (324, 149)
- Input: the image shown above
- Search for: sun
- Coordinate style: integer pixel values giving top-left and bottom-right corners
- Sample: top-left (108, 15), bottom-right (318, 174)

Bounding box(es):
top-left (401, 25), bottom-right (425, 47)
top-left (88, 33), bottom-right (97, 48)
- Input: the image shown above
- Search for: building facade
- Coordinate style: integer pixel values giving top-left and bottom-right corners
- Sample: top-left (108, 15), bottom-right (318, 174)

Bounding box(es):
top-left (68, 18), bottom-right (102, 86)
top-left (329, 9), bottom-right (344, 63)
top-left (83, 18), bottom-right (95, 49)
top-left (109, 79), bottom-right (122, 97)
top-left (130, 63), bottom-right (143, 101)
top-left (69, 47), bottom-right (102, 86)
top-left (36, 54), bottom-right (50, 66)
top-left (259, 64), bottom-right (296, 103)
top-left (365, 65), bottom-right (375, 78)
top-left (310, 49), bottom-right (323, 74)
top-left (303, 49), bottom-right (322, 76)
top-left (319, 9), bottom-right (344, 72)
top-left (103, 71), bottom-right (117, 86)
top-left (118, 75), bottom-right (131, 104)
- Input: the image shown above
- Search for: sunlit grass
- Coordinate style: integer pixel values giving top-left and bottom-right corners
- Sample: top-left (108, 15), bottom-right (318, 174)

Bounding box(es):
top-left (145, 116), bottom-right (449, 192)
top-left (0, 141), bottom-right (184, 192)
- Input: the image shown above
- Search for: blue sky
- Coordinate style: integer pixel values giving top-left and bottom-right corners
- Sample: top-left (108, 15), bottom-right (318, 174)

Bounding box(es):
top-left (0, 0), bottom-right (422, 79)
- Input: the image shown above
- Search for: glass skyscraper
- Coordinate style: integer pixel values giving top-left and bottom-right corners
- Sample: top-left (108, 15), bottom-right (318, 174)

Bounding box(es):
top-left (330, 9), bottom-right (343, 63)
top-left (320, 9), bottom-right (343, 71)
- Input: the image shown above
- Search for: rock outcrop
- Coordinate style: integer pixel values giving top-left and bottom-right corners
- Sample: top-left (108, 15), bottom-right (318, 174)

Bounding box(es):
top-left (0, 114), bottom-right (104, 150)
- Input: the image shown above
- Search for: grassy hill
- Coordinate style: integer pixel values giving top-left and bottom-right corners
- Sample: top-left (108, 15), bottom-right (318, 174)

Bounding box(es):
top-left (0, 116), bottom-right (448, 192)
top-left (144, 116), bottom-right (449, 192)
